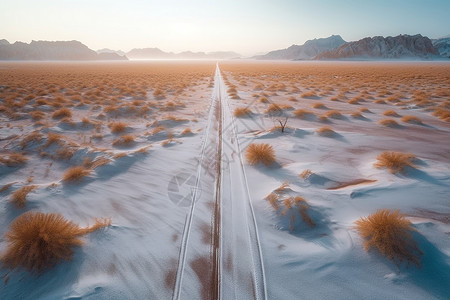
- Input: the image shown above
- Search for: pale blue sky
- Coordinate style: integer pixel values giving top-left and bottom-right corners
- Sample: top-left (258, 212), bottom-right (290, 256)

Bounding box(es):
top-left (1, 0), bottom-right (449, 55)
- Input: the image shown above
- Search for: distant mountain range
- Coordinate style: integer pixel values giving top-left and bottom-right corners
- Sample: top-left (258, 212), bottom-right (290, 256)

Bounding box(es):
top-left (0, 39), bottom-right (241, 61)
top-left (316, 34), bottom-right (440, 60)
top-left (257, 34), bottom-right (449, 60)
top-left (254, 35), bottom-right (346, 60)
top-left (432, 37), bottom-right (450, 58)
top-left (124, 48), bottom-right (241, 60)
top-left (1, 34), bottom-right (449, 61)
top-left (0, 40), bottom-right (127, 61)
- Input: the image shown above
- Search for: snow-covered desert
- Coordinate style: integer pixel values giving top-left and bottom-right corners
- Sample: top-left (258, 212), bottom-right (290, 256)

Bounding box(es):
top-left (0, 60), bottom-right (449, 300)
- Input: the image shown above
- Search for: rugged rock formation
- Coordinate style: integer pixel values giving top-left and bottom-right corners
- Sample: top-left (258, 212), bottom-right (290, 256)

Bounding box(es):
top-left (0, 40), bottom-right (127, 60)
top-left (432, 37), bottom-right (450, 58)
top-left (315, 34), bottom-right (440, 60)
top-left (255, 35), bottom-right (346, 60)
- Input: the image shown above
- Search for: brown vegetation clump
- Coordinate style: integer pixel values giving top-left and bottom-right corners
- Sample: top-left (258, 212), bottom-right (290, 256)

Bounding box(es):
top-left (234, 107), bottom-right (252, 117)
top-left (432, 108), bottom-right (450, 122)
top-left (294, 109), bottom-right (314, 118)
top-left (245, 143), bottom-right (275, 166)
top-left (354, 209), bottom-right (422, 266)
top-left (383, 110), bottom-right (400, 117)
top-left (400, 115), bottom-right (423, 124)
top-left (52, 108), bottom-right (72, 119)
top-left (181, 128), bottom-right (193, 136)
top-left (10, 185), bottom-right (37, 208)
top-left (109, 122), bottom-right (128, 134)
top-left (112, 135), bottom-right (135, 147)
top-left (312, 102), bottom-right (326, 109)
top-left (299, 169), bottom-right (313, 179)
top-left (0, 211), bottom-right (111, 274)
top-left (374, 151), bottom-right (416, 174)
top-left (323, 110), bottom-right (343, 119)
top-left (378, 119), bottom-right (400, 127)
top-left (265, 103), bottom-right (282, 114)
top-left (0, 153), bottom-right (28, 167)
top-left (316, 126), bottom-right (336, 137)
top-left (62, 166), bottom-right (91, 183)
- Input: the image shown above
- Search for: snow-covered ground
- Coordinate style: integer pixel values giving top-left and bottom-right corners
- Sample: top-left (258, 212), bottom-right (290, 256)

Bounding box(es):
top-left (0, 61), bottom-right (449, 299)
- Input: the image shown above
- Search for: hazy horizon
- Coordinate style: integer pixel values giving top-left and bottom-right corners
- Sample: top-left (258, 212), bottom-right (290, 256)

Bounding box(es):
top-left (1, 0), bottom-right (449, 56)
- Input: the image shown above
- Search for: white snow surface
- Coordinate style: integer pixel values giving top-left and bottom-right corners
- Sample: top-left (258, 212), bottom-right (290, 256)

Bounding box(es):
top-left (0, 61), bottom-right (449, 300)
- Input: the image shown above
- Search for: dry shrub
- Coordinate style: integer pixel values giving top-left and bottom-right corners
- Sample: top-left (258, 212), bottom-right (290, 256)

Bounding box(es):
top-left (10, 185), bottom-right (37, 208)
top-left (245, 143), bottom-right (275, 166)
top-left (401, 115), bottom-right (423, 124)
top-left (378, 119), bottom-right (400, 127)
top-left (323, 110), bottom-right (342, 119)
top-left (259, 96), bottom-right (269, 103)
top-left (0, 153), bottom-right (28, 167)
top-left (301, 91), bottom-right (317, 98)
top-left (0, 182), bottom-right (15, 194)
top-left (374, 99), bottom-right (386, 104)
top-left (113, 135), bottom-right (135, 147)
top-left (0, 212), bottom-right (111, 274)
top-left (351, 111), bottom-right (363, 118)
top-left (354, 209), bottom-right (421, 266)
top-left (52, 108), bottom-right (72, 119)
top-left (296, 196), bottom-right (315, 227)
top-left (62, 166), bottom-right (91, 183)
top-left (316, 126), bottom-right (335, 137)
top-left (374, 151), bottom-right (416, 173)
top-left (181, 128), bottom-right (193, 135)
top-left (383, 110), bottom-right (400, 117)
top-left (432, 108), bottom-right (450, 122)
top-left (359, 107), bottom-right (371, 113)
top-left (30, 111), bottom-right (45, 121)
top-left (265, 103), bottom-right (282, 114)
top-left (153, 88), bottom-right (166, 99)
top-left (347, 97), bottom-right (362, 105)
top-left (20, 131), bottom-right (44, 149)
top-left (294, 109), bottom-right (314, 118)
top-left (45, 132), bottom-right (64, 147)
top-left (311, 103), bottom-right (326, 109)
top-left (234, 107), bottom-right (252, 117)
top-left (299, 169), bottom-right (313, 179)
top-left (109, 122), bottom-right (128, 134)
top-left (265, 193), bottom-right (279, 210)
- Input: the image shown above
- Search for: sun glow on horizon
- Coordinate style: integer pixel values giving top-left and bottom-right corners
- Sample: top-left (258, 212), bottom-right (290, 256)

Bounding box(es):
top-left (0, 0), bottom-right (449, 55)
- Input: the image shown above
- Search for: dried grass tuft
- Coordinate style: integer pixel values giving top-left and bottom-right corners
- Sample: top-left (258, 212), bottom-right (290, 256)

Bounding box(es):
top-left (245, 143), bottom-right (275, 166)
top-left (0, 212), bottom-right (111, 274)
top-left (10, 185), bottom-right (37, 208)
top-left (355, 209), bottom-right (422, 266)
top-left (374, 151), bottom-right (416, 173)
top-left (62, 166), bottom-right (91, 183)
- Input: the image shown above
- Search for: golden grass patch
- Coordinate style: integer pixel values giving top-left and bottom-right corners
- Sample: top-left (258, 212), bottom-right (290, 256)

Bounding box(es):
top-left (245, 143), bottom-right (275, 166)
top-left (0, 212), bottom-right (111, 274)
top-left (316, 126), bottom-right (336, 137)
top-left (355, 209), bottom-right (421, 266)
top-left (0, 153), bottom-right (28, 167)
top-left (62, 166), bottom-right (91, 183)
top-left (383, 110), bottom-right (400, 117)
top-left (234, 107), bottom-right (252, 117)
top-left (52, 108), bottom-right (72, 119)
top-left (112, 135), bottom-right (135, 147)
top-left (10, 185), bottom-right (37, 208)
top-left (109, 122), bottom-right (128, 134)
top-left (293, 108), bottom-right (314, 118)
top-left (378, 118), bottom-right (400, 127)
top-left (400, 115), bottom-right (423, 124)
top-left (374, 151), bottom-right (416, 173)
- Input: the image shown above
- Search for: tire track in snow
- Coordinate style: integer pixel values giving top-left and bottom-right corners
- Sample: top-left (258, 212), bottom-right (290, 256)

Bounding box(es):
top-left (172, 67), bottom-right (220, 300)
top-left (217, 65), bottom-right (267, 300)
top-left (173, 64), bottom-right (267, 300)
